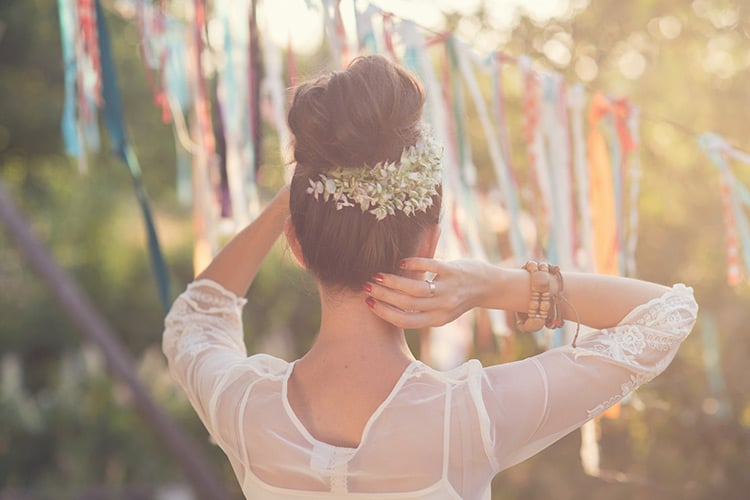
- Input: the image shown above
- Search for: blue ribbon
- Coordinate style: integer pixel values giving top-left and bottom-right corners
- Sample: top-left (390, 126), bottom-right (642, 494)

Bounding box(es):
top-left (96, 0), bottom-right (171, 311)
top-left (57, 0), bottom-right (81, 157)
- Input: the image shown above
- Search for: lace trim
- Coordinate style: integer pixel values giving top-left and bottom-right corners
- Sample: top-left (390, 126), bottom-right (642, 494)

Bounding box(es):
top-left (577, 285), bottom-right (697, 418)
top-left (586, 372), bottom-right (651, 418)
top-left (186, 279), bottom-right (248, 309)
top-left (617, 284), bottom-right (696, 329)
top-left (163, 280), bottom-right (248, 359)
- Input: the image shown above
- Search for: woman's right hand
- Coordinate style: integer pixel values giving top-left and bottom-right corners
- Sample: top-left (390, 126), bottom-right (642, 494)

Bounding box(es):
top-left (364, 257), bottom-right (499, 329)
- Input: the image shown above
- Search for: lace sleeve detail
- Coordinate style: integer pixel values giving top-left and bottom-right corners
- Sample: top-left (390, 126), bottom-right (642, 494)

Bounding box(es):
top-left (162, 279), bottom-right (250, 428)
top-left (574, 284), bottom-right (698, 384)
top-left (163, 279), bottom-right (247, 362)
top-left (480, 284), bottom-right (698, 473)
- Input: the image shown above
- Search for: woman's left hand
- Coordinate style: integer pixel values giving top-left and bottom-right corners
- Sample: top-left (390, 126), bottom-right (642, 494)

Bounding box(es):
top-left (364, 257), bottom-right (497, 329)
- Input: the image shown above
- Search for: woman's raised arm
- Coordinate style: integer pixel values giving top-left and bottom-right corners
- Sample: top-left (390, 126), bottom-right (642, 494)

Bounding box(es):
top-left (196, 186), bottom-right (290, 297)
top-left (363, 257), bottom-right (673, 331)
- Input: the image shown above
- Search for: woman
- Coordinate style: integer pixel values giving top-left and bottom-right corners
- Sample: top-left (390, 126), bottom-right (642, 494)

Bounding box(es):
top-left (163, 55), bottom-right (698, 499)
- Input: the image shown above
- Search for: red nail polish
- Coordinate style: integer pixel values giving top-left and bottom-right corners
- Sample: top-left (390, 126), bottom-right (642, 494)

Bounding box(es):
top-left (374, 274), bottom-right (384, 284)
top-left (365, 297), bottom-right (375, 308)
top-left (363, 283), bottom-right (372, 293)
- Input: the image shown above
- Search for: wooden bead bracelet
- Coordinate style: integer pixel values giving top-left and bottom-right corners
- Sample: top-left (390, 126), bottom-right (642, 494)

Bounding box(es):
top-left (515, 260), bottom-right (581, 347)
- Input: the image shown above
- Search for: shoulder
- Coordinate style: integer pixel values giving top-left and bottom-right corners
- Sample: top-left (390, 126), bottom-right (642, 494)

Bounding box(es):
top-left (242, 353), bottom-right (292, 379)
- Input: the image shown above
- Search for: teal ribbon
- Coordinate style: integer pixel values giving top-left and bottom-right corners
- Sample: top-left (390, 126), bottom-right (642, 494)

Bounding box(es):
top-left (96, 0), bottom-right (171, 310)
top-left (57, 0), bottom-right (81, 157)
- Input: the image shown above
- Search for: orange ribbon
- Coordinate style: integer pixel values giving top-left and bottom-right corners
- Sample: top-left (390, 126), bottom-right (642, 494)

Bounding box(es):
top-left (587, 93), bottom-right (636, 275)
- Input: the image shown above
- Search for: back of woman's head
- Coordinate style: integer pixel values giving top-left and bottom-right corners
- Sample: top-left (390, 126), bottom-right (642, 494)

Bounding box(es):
top-left (288, 55), bottom-right (442, 291)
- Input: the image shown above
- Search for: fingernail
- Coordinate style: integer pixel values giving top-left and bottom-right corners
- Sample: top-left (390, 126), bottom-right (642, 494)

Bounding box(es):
top-left (363, 283), bottom-right (372, 293)
top-left (399, 260), bottom-right (406, 269)
top-left (365, 297), bottom-right (375, 308)
top-left (374, 274), bottom-right (384, 284)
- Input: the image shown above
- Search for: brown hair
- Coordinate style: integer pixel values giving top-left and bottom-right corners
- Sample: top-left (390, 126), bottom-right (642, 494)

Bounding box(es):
top-left (288, 55), bottom-right (441, 290)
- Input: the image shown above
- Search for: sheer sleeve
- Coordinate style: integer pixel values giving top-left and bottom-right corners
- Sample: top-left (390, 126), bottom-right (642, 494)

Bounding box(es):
top-left (162, 279), bottom-right (257, 465)
top-left (477, 284), bottom-right (698, 472)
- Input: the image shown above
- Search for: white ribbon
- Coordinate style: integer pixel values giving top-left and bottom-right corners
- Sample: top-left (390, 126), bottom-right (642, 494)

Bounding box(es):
top-left (540, 73), bottom-right (574, 270)
top-left (260, 20), bottom-right (293, 182)
top-left (215, 0), bottom-right (254, 228)
top-left (457, 42), bottom-right (524, 265)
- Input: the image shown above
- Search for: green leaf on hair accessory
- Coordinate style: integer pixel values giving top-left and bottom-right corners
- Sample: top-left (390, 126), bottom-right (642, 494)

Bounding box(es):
top-left (306, 129), bottom-right (443, 220)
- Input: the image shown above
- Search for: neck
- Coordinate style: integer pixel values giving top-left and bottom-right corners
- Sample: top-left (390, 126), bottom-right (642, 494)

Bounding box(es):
top-left (303, 285), bottom-right (415, 366)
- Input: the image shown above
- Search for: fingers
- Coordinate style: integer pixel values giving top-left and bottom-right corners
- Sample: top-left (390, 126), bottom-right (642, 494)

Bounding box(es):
top-left (367, 279), bottom-right (437, 312)
top-left (398, 257), bottom-right (447, 275)
top-left (373, 272), bottom-right (436, 298)
top-left (365, 296), bottom-right (436, 329)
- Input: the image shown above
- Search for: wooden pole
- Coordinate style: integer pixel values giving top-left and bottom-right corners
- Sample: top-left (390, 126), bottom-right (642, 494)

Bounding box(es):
top-left (0, 180), bottom-right (230, 500)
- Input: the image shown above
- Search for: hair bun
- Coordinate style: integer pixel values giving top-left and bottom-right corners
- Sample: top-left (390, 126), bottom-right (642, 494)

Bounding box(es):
top-left (287, 55), bottom-right (440, 290)
top-left (287, 82), bottom-right (333, 170)
top-left (288, 55), bottom-right (425, 173)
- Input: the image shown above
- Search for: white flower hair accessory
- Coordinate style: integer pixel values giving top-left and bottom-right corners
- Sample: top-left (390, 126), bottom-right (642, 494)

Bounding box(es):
top-left (305, 130), bottom-right (443, 220)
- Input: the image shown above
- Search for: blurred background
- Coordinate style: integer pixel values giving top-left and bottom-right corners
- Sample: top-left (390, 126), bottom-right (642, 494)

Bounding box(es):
top-left (1, 0), bottom-right (749, 499)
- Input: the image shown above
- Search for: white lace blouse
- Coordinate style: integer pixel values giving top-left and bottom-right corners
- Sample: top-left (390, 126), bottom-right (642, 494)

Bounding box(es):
top-left (163, 280), bottom-right (697, 500)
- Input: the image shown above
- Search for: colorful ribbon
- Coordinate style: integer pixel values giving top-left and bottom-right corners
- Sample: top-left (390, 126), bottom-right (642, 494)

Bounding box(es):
top-left (489, 53), bottom-right (526, 262)
top-left (458, 43), bottom-right (524, 263)
top-left (58, 0), bottom-right (83, 159)
top-left (567, 84), bottom-right (593, 270)
top-left (95, 0), bottom-right (170, 310)
top-left (587, 92), bottom-right (620, 275)
top-left (699, 133), bottom-right (750, 285)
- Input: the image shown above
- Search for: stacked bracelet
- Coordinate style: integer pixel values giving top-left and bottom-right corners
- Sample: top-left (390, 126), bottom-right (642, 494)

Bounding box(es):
top-left (515, 260), bottom-right (581, 347)
top-left (514, 261), bottom-right (552, 332)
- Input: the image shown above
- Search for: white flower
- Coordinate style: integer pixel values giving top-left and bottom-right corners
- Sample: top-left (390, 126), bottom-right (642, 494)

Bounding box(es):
top-left (305, 128), bottom-right (443, 220)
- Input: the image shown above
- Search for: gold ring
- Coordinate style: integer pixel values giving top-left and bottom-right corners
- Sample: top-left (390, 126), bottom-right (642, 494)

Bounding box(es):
top-left (425, 279), bottom-right (436, 297)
